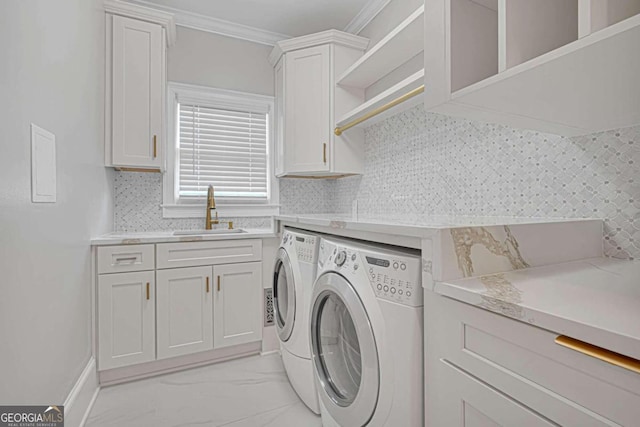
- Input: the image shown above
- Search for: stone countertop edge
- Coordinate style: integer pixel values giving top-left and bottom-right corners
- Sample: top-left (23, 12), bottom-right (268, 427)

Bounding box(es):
top-left (433, 257), bottom-right (640, 360)
top-left (275, 214), bottom-right (602, 237)
top-left (91, 228), bottom-right (277, 246)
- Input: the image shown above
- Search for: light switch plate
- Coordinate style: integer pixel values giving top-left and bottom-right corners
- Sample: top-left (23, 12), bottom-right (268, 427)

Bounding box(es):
top-left (31, 124), bottom-right (56, 203)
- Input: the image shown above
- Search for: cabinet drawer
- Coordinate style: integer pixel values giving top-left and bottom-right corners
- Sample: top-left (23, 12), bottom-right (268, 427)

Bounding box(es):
top-left (426, 293), bottom-right (640, 427)
top-left (156, 240), bottom-right (262, 269)
top-left (98, 244), bottom-right (155, 274)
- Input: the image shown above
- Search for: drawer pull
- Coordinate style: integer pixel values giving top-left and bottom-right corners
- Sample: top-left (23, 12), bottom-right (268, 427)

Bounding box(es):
top-left (146, 282), bottom-right (150, 300)
top-left (555, 335), bottom-right (640, 374)
top-left (115, 256), bottom-right (137, 263)
top-left (217, 275), bottom-right (221, 292)
top-left (206, 277), bottom-right (210, 293)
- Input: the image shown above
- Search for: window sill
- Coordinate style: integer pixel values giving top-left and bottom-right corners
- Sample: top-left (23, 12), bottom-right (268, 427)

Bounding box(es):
top-left (161, 203), bottom-right (280, 219)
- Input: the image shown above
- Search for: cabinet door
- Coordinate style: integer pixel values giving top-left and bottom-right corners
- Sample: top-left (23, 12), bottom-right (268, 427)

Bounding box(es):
top-left (111, 15), bottom-right (163, 169)
top-left (98, 271), bottom-right (155, 370)
top-left (274, 57), bottom-right (286, 177)
top-left (213, 262), bottom-right (263, 349)
top-left (284, 45), bottom-right (332, 174)
top-left (430, 361), bottom-right (556, 427)
top-left (156, 266), bottom-right (214, 359)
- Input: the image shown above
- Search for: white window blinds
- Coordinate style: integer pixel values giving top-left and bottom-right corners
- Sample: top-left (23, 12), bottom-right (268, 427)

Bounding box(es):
top-left (178, 103), bottom-right (268, 200)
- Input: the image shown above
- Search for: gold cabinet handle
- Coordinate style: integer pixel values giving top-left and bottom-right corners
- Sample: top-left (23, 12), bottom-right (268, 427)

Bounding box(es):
top-left (206, 276), bottom-right (210, 293)
top-left (323, 143), bottom-right (327, 164)
top-left (153, 135), bottom-right (157, 158)
top-left (555, 335), bottom-right (640, 374)
top-left (217, 275), bottom-right (221, 292)
top-left (146, 282), bottom-right (150, 300)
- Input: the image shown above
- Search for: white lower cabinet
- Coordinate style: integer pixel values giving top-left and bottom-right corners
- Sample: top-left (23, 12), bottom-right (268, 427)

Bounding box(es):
top-left (425, 291), bottom-right (640, 427)
top-left (213, 262), bottom-right (263, 349)
top-left (435, 362), bottom-right (555, 427)
top-left (98, 271), bottom-right (156, 370)
top-left (156, 266), bottom-right (213, 359)
top-left (96, 240), bottom-right (264, 374)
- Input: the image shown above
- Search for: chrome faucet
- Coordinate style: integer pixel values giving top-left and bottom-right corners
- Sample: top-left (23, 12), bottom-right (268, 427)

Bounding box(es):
top-left (205, 185), bottom-right (234, 230)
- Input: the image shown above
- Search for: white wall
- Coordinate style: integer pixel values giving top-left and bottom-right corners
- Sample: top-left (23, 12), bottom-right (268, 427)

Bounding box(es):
top-left (0, 0), bottom-right (113, 404)
top-left (168, 27), bottom-right (274, 95)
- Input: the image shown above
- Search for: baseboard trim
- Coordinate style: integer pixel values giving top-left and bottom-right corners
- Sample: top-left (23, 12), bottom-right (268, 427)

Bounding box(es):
top-left (64, 357), bottom-right (100, 427)
top-left (99, 342), bottom-right (262, 386)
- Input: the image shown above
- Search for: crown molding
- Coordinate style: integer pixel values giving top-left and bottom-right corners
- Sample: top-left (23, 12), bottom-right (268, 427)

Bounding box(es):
top-left (343, 0), bottom-right (391, 34)
top-left (120, 0), bottom-right (290, 46)
top-left (104, 0), bottom-right (177, 45)
top-left (269, 29), bottom-right (369, 66)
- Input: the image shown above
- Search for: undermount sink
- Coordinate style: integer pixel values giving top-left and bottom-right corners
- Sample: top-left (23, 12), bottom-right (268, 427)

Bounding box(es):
top-left (173, 229), bottom-right (246, 236)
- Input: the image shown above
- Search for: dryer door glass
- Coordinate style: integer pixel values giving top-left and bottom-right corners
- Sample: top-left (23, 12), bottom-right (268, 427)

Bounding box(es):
top-left (274, 248), bottom-right (296, 341)
top-left (317, 292), bottom-right (361, 404)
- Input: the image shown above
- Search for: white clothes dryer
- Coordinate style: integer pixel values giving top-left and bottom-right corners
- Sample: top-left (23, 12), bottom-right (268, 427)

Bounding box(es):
top-left (310, 237), bottom-right (424, 426)
top-left (273, 227), bottom-right (321, 414)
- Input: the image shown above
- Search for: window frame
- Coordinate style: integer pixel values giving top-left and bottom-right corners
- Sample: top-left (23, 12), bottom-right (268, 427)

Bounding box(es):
top-left (162, 82), bottom-right (279, 218)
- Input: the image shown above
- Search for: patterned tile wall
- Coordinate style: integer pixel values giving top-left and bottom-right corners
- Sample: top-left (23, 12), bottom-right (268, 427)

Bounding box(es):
top-left (330, 105), bottom-right (640, 259)
top-left (114, 172), bottom-right (272, 232)
top-left (113, 104), bottom-right (640, 260)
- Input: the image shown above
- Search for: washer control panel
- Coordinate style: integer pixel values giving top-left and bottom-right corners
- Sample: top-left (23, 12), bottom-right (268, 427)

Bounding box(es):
top-left (364, 253), bottom-right (422, 307)
top-left (322, 241), bottom-right (422, 307)
top-left (282, 231), bottom-right (318, 264)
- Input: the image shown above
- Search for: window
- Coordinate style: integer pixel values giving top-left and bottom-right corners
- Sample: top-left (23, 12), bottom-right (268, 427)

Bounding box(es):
top-left (163, 83), bottom-right (278, 218)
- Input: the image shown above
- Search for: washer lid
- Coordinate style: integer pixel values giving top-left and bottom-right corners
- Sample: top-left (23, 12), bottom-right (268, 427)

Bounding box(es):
top-left (273, 248), bottom-right (296, 342)
top-left (311, 272), bottom-right (379, 427)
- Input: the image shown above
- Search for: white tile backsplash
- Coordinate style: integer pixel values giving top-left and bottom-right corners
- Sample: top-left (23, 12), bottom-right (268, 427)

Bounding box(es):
top-left (114, 172), bottom-right (271, 232)
top-left (330, 105), bottom-right (640, 259)
top-left (113, 104), bottom-right (640, 260)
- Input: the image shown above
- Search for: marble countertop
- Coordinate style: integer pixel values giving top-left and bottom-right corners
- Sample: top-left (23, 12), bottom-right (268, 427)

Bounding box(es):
top-left (276, 213), bottom-right (599, 238)
top-left (91, 228), bottom-right (277, 245)
top-left (435, 257), bottom-right (640, 359)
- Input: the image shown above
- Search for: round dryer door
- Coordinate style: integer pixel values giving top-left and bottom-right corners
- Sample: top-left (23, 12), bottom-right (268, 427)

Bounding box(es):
top-left (273, 248), bottom-right (296, 341)
top-left (311, 272), bottom-right (379, 427)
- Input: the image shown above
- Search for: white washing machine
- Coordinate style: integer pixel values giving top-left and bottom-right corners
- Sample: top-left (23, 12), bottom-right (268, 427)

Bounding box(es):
top-left (273, 228), bottom-right (321, 414)
top-left (310, 237), bottom-right (424, 426)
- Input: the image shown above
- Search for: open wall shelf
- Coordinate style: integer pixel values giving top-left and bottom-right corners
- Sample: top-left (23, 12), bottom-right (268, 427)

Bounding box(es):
top-left (425, 0), bottom-right (640, 136)
top-left (337, 5), bottom-right (424, 89)
top-left (336, 70), bottom-right (425, 131)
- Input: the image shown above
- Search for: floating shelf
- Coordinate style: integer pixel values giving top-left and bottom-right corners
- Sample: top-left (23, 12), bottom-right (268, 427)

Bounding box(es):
top-left (337, 5), bottom-right (424, 89)
top-left (336, 69), bottom-right (425, 131)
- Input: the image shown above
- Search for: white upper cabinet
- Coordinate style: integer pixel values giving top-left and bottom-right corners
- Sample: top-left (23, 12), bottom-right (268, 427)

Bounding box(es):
top-left (425, 0), bottom-right (640, 136)
top-left (104, 1), bottom-right (176, 171)
top-left (284, 45), bottom-right (332, 174)
top-left (270, 31), bottom-right (369, 177)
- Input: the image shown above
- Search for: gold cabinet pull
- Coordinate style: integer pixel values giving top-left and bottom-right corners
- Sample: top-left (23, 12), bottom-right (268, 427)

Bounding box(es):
top-left (555, 335), bottom-right (640, 374)
top-left (323, 143), bottom-right (327, 164)
top-left (217, 275), bottom-right (221, 292)
top-left (153, 135), bottom-right (157, 158)
top-left (146, 282), bottom-right (150, 300)
top-left (206, 276), bottom-right (210, 293)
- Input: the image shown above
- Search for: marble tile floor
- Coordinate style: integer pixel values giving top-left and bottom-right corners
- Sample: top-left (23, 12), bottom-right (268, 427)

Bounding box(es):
top-left (85, 353), bottom-right (322, 427)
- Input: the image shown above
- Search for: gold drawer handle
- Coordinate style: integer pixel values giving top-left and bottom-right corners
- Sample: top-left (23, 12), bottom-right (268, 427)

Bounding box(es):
top-left (217, 275), bottom-right (221, 292)
top-left (206, 277), bottom-right (210, 293)
top-left (146, 282), bottom-right (150, 300)
top-left (555, 335), bottom-right (640, 374)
